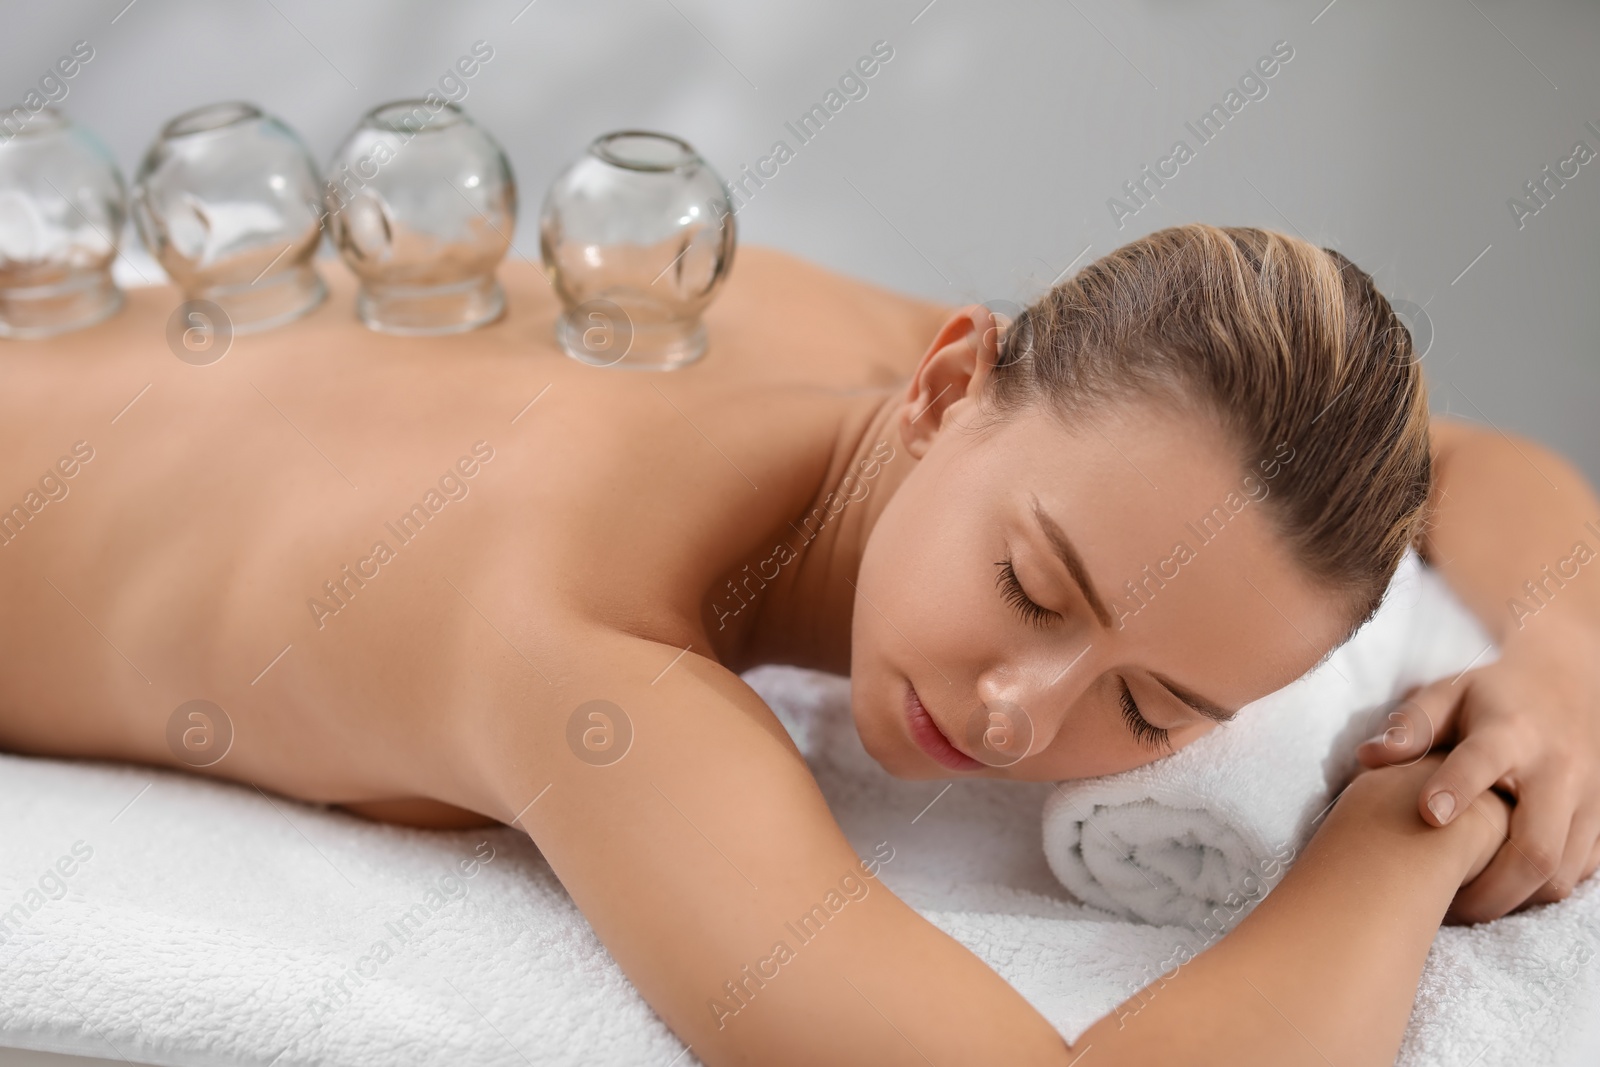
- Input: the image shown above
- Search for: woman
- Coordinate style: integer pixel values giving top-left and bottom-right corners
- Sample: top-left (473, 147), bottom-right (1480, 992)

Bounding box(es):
top-left (1, 224), bottom-right (1596, 1065)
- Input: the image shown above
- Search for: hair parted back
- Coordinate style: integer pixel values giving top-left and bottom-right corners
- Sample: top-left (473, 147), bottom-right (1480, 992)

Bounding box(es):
top-left (982, 223), bottom-right (1431, 629)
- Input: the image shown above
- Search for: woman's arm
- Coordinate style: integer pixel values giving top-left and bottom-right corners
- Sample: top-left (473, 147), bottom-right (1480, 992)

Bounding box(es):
top-left (1357, 417), bottom-right (1600, 920)
top-left (464, 633), bottom-right (1505, 1066)
top-left (1067, 754), bottom-right (1507, 1066)
top-left (1422, 417), bottom-right (1600, 643)
top-left (468, 634), bottom-right (1072, 1066)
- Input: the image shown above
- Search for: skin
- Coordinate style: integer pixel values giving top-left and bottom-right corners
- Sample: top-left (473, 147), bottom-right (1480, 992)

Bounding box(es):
top-left (848, 314), bottom-right (1348, 782)
top-left (1361, 425), bottom-right (1600, 920)
top-left (0, 246), bottom-right (1588, 1064)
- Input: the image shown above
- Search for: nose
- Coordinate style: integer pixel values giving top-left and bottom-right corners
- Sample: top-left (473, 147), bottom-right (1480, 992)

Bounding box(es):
top-left (971, 641), bottom-right (1098, 766)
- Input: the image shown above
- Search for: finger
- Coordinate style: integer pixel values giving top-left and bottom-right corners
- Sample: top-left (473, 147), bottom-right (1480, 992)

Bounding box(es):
top-left (1355, 680), bottom-right (1458, 768)
top-left (1450, 776), bottom-right (1576, 923)
top-left (1524, 806), bottom-right (1600, 906)
top-left (1416, 728), bottom-right (1520, 827)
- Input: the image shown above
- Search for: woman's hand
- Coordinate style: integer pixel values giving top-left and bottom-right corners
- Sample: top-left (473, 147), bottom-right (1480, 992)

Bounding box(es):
top-left (1073, 750), bottom-right (1510, 1067)
top-left (1343, 751), bottom-right (1513, 896)
top-left (1382, 416), bottom-right (1600, 924)
top-left (1354, 618), bottom-right (1600, 922)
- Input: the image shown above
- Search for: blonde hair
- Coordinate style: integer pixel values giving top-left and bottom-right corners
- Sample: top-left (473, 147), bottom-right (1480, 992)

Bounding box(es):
top-left (984, 224), bottom-right (1430, 628)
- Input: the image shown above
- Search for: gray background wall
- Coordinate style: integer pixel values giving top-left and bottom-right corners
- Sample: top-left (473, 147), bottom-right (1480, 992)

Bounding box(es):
top-left (7, 0), bottom-right (1598, 479)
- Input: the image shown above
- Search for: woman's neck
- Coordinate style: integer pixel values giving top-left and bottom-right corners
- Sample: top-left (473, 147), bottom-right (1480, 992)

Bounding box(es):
top-left (722, 385), bottom-right (916, 676)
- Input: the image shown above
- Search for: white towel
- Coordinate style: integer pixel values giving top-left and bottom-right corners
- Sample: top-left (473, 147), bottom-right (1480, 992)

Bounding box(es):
top-left (0, 644), bottom-right (1595, 1067)
top-left (1042, 552), bottom-right (1498, 931)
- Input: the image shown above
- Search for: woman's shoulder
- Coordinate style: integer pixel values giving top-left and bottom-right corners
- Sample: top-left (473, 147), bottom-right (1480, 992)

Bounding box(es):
top-left (731, 243), bottom-right (952, 314)
top-left (719, 245), bottom-right (953, 380)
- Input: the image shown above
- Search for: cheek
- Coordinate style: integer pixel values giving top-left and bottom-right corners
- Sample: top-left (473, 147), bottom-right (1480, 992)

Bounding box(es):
top-left (1024, 691), bottom-right (1128, 778)
top-left (1018, 675), bottom-right (1223, 781)
top-left (854, 498), bottom-right (920, 666)
top-left (856, 471), bottom-right (982, 662)
top-left (851, 469), bottom-right (983, 763)
top-left (1026, 710), bottom-right (1186, 780)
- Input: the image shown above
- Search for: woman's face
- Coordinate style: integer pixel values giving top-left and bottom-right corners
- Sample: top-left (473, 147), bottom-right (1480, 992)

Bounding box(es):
top-left (849, 311), bottom-right (1355, 782)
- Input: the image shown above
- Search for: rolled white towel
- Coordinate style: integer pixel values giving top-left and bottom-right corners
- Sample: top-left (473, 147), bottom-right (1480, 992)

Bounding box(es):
top-left (1042, 552), bottom-right (1496, 931)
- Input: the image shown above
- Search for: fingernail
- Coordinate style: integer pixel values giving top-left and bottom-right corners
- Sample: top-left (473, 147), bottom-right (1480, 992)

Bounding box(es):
top-left (1428, 792), bottom-right (1456, 823)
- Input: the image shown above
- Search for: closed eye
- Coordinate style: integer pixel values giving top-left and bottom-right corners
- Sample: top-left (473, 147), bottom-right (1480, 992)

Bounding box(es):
top-left (1119, 679), bottom-right (1171, 752)
top-left (995, 557), bottom-right (1058, 628)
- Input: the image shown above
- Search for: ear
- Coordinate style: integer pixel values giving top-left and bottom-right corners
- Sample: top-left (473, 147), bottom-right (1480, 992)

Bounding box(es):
top-left (898, 304), bottom-right (1003, 460)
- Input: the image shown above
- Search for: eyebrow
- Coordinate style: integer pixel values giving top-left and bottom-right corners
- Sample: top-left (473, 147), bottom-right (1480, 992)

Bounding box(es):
top-left (1151, 672), bottom-right (1238, 724)
top-left (1029, 495), bottom-right (1113, 629)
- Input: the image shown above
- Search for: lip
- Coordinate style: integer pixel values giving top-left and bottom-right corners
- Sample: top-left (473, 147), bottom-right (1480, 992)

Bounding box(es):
top-left (904, 680), bottom-right (984, 772)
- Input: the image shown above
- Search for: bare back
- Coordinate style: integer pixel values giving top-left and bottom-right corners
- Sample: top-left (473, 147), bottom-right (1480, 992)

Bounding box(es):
top-left (0, 247), bottom-right (949, 813)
